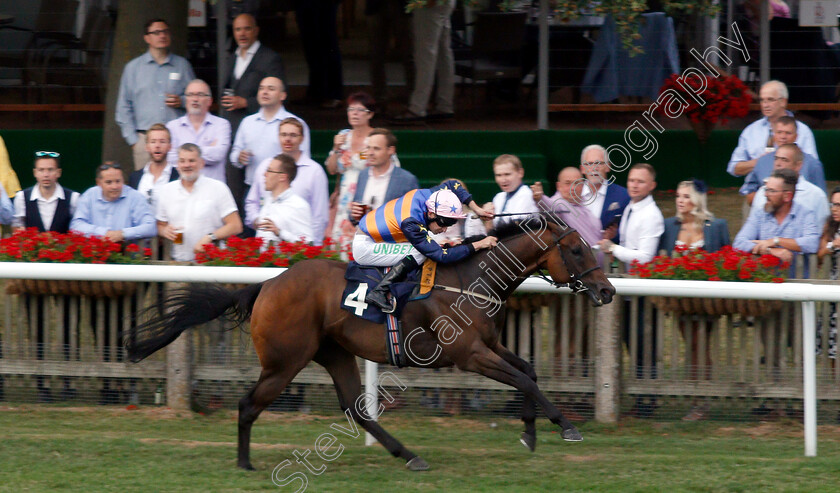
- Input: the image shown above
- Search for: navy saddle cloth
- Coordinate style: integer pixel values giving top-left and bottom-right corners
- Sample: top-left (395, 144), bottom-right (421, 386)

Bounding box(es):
top-left (341, 261), bottom-right (424, 323)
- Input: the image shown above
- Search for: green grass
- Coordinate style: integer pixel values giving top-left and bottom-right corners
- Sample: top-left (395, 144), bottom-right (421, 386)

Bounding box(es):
top-left (1, 406), bottom-right (839, 492)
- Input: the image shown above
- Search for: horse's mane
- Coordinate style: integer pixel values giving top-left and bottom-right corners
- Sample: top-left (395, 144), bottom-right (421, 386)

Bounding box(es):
top-left (461, 213), bottom-right (568, 246)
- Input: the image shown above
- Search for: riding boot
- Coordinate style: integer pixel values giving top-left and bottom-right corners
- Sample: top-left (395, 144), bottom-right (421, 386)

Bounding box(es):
top-left (365, 256), bottom-right (418, 313)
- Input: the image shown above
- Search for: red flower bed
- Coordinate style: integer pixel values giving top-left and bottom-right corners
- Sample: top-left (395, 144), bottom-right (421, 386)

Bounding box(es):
top-left (657, 73), bottom-right (752, 125)
top-left (629, 245), bottom-right (787, 283)
top-left (195, 236), bottom-right (348, 267)
top-left (0, 228), bottom-right (151, 264)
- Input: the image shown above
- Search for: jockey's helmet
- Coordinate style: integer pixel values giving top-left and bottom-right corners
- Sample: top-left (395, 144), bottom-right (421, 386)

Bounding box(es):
top-left (425, 189), bottom-right (467, 227)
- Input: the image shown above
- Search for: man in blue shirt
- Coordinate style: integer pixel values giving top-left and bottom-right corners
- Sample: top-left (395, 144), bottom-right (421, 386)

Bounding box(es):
top-left (734, 168), bottom-right (820, 274)
top-left (116, 18), bottom-right (196, 171)
top-left (70, 163), bottom-right (156, 242)
top-left (727, 81), bottom-right (818, 178)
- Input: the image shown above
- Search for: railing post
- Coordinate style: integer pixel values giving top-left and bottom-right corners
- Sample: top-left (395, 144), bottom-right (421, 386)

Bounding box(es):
top-left (165, 282), bottom-right (192, 410)
top-left (594, 292), bottom-right (621, 422)
top-left (802, 300), bottom-right (817, 457)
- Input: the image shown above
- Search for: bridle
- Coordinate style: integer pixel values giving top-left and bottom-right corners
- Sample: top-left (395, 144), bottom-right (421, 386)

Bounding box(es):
top-left (534, 224), bottom-right (602, 295)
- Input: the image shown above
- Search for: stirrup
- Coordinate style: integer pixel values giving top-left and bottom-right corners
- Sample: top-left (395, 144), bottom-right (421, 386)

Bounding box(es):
top-left (381, 297), bottom-right (397, 314)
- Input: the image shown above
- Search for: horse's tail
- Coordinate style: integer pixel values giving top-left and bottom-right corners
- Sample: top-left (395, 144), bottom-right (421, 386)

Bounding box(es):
top-left (125, 282), bottom-right (264, 363)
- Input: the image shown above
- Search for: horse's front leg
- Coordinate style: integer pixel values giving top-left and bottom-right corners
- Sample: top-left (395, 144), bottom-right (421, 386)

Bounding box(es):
top-left (492, 343), bottom-right (538, 452)
top-left (465, 344), bottom-right (582, 442)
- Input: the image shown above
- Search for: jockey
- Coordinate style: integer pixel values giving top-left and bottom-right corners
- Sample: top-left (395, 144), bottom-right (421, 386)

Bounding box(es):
top-left (353, 180), bottom-right (497, 312)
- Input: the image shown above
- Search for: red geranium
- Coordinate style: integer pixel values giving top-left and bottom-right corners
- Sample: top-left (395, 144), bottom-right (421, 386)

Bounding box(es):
top-left (629, 245), bottom-right (788, 283)
top-left (657, 73), bottom-right (752, 125)
top-left (0, 228), bottom-right (150, 264)
top-left (195, 236), bottom-right (347, 267)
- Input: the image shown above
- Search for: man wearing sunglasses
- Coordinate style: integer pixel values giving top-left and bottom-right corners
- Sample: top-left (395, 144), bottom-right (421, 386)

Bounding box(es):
top-left (116, 18), bottom-right (195, 171)
top-left (354, 183), bottom-right (496, 313)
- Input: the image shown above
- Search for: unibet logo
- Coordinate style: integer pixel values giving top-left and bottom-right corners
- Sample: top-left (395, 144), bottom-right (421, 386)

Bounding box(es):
top-left (373, 243), bottom-right (412, 255)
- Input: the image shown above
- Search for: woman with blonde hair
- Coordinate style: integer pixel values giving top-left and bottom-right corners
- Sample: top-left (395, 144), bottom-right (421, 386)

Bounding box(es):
top-left (658, 179), bottom-right (730, 421)
top-left (659, 179), bottom-right (729, 255)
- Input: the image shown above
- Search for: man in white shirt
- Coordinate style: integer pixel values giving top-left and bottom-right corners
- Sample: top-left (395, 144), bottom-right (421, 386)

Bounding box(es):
top-left (157, 144), bottom-right (243, 261)
top-left (244, 118), bottom-right (328, 244)
top-left (255, 154), bottom-right (313, 247)
top-left (598, 163), bottom-right (664, 417)
top-left (127, 123), bottom-right (179, 207)
top-left (598, 163), bottom-right (664, 266)
top-left (491, 154), bottom-right (538, 227)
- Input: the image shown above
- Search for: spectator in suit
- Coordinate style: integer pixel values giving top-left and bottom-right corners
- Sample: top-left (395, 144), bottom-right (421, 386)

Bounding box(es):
top-left (578, 144), bottom-right (630, 243)
top-left (245, 118), bottom-right (329, 244)
top-left (11, 151), bottom-right (80, 402)
top-left (115, 18), bottom-right (196, 170)
top-left (349, 128), bottom-right (420, 226)
top-left (740, 116), bottom-right (826, 204)
top-left (728, 80), bottom-right (818, 179)
top-left (598, 163), bottom-right (665, 418)
top-left (127, 123), bottom-right (180, 206)
top-left (157, 144), bottom-right (243, 262)
top-left (658, 178), bottom-right (730, 421)
top-left (220, 14), bottom-right (285, 136)
top-left (254, 153), bottom-right (314, 247)
top-left (166, 80), bottom-right (231, 184)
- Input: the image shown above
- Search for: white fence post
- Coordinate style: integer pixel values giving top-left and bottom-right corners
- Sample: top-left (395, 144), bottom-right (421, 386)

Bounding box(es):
top-left (802, 301), bottom-right (817, 457)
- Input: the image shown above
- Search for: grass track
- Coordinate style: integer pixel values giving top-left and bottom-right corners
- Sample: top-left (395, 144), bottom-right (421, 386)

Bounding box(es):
top-left (1, 405), bottom-right (839, 492)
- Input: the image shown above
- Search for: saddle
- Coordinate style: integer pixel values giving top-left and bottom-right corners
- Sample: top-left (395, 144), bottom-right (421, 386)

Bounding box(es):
top-left (341, 261), bottom-right (438, 367)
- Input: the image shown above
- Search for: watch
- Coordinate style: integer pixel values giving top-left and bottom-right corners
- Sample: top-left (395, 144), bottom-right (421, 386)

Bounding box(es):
top-left (773, 237), bottom-right (780, 246)
top-left (208, 233), bottom-right (218, 242)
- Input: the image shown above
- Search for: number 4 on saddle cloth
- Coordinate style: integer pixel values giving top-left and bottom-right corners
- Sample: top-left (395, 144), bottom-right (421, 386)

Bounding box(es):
top-left (341, 260), bottom-right (437, 367)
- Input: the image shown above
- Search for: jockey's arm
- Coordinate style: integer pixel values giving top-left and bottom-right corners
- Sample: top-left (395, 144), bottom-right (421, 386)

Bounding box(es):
top-left (402, 219), bottom-right (475, 263)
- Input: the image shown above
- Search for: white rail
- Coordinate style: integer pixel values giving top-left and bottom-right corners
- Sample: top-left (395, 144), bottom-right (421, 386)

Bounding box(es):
top-left (1, 262), bottom-right (838, 456)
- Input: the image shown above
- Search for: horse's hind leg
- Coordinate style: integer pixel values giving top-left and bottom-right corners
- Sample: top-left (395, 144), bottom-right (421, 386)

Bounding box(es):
top-left (465, 345), bottom-right (582, 442)
top-left (238, 367), bottom-right (303, 470)
top-left (315, 345), bottom-right (429, 471)
top-left (492, 343), bottom-right (538, 452)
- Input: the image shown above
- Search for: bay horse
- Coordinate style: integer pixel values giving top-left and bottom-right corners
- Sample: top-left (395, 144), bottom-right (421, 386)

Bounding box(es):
top-left (126, 214), bottom-right (615, 471)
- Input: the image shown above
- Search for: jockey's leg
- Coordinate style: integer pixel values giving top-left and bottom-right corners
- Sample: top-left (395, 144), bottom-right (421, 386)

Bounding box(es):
top-left (365, 255), bottom-right (418, 313)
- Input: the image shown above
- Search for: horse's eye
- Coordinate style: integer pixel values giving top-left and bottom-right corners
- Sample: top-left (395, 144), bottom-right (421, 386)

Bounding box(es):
top-left (571, 246), bottom-right (582, 256)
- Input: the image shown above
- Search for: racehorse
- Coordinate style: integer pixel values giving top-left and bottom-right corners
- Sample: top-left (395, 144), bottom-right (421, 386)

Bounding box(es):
top-left (126, 213), bottom-right (615, 471)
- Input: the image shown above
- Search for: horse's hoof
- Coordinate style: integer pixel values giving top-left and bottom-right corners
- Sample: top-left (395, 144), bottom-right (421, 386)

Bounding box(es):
top-left (406, 456), bottom-right (430, 471)
top-left (520, 432), bottom-right (536, 452)
top-left (562, 427), bottom-right (583, 442)
top-left (238, 462), bottom-right (256, 471)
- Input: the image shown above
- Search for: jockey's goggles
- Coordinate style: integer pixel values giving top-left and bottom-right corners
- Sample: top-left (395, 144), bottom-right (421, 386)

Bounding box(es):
top-left (434, 215), bottom-right (459, 227)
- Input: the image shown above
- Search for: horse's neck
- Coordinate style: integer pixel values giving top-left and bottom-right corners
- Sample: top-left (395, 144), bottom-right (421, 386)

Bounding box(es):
top-left (448, 235), bottom-right (542, 299)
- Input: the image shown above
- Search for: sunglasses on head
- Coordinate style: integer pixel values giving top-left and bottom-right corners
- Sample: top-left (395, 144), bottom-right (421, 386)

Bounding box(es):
top-left (98, 162), bottom-right (122, 171)
top-left (35, 151), bottom-right (60, 158)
